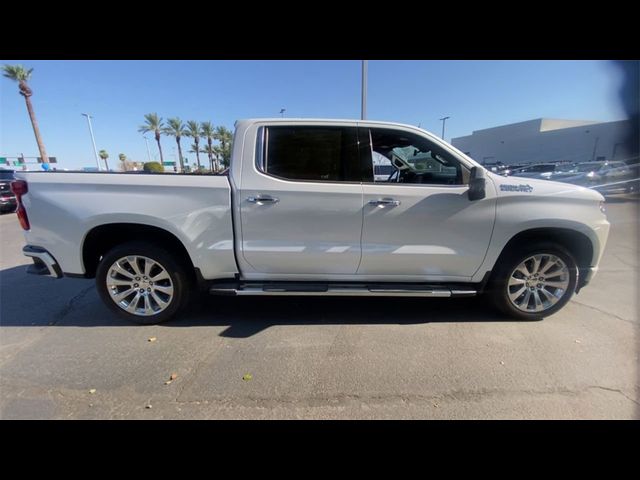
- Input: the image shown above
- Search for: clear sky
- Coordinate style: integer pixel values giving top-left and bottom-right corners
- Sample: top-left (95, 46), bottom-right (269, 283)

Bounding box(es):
top-left (0, 60), bottom-right (628, 170)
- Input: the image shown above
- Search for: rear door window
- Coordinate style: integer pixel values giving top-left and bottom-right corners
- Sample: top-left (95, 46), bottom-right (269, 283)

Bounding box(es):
top-left (261, 126), bottom-right (364, 182)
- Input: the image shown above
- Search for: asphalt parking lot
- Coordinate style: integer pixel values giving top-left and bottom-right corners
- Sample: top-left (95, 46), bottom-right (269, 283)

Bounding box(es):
top-left (0, 196), bottom-right (638, 419)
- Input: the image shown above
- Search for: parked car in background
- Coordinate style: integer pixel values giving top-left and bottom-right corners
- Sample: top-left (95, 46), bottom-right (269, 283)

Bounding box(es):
top-left (508, 163), bottom-right (568, 179)
top-left (372, 151), bottom-right (394, 181)
top-left (0, 169), bottom-right (17, 213)
top-left (373, 164), bottom-right (394, 181)
top-left (482, 162), bottom-right (511, 175)
top-left (499, 164), bottom-right (526, 176)
top-left (615, 162), bottom-right (640, 194)
top-left (543, 161), bottom-right (638, 194)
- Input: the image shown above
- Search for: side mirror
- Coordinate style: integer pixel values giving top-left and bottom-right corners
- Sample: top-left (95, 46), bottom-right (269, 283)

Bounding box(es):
top-left (468, 166), bottom-right (486, 201)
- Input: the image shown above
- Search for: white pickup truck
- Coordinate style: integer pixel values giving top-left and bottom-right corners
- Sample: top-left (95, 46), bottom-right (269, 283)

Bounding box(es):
top-left (12, 118), bottom-right (610, 324)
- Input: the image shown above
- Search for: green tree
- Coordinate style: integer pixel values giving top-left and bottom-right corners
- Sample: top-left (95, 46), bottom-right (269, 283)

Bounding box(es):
top-left (185, 121), bottom-right (202, 170)
top-left (163, 118), bottom-right (187, 172)
top-left (143, 161), bottom-right (164, 172)
top-left (200, 121), bottom-right (216, 171)
top-left (214, 126), bottom-right (233, 169)
top-left (2, 64), bottom-right (49, 164)
top-left (138, 113), bottom-right (165, 165)
top-left (99, 149), bottom-right (109, 170)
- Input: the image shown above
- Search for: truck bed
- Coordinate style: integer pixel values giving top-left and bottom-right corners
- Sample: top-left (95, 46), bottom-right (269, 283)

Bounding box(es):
top-left (16, 171), bottom-right (238, 279)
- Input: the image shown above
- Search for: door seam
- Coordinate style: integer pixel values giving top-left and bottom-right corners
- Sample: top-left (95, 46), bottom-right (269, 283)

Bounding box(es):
top-left (355, 183), bottom-right (365, 274)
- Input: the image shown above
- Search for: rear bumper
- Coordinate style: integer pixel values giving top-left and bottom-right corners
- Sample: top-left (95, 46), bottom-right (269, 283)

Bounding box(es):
top-left (23, 245), bottom-right (63, 279)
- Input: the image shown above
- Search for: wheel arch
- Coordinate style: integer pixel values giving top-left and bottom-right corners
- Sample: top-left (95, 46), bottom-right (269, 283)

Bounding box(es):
top-left (492, 227), bottom-right (594, 291)
top-left (81, 223), bottom-right (197, 282)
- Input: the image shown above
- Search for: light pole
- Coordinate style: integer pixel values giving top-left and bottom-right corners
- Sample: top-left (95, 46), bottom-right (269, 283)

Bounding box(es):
top-left (591, 136), bottom-right (600, 161)
top-left (439, 116), bottom-right (450, 140)
top-left (143, 136), bottom-right (152, 162)
top-left (81, 113), bottom-right (101, 170)
top-left (361, 60), bottom-right (368, 120)
top-left (279, 108), bottom-right (286, 118)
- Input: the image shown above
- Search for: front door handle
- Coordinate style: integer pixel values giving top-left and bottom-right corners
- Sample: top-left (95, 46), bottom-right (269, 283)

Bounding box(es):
top-left (368, 198), bottom-right (401, 207)
top-left (247, 195), bottom-right (279, 205)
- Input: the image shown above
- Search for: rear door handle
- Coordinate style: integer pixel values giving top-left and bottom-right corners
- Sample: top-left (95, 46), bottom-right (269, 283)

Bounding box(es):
top-left (368, 198), bottom-right (401, 207)
top-left (247, 195), bottom-right (279, 204)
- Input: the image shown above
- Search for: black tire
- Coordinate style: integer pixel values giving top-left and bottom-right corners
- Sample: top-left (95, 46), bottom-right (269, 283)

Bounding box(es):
top-left (96, 241), bottom-right (192, 324)
top-left (487, 241), bottom-right (578, 320)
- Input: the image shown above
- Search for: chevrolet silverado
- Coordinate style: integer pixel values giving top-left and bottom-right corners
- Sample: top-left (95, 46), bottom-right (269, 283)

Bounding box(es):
top-left (12, 119), bottom-right (610, 324)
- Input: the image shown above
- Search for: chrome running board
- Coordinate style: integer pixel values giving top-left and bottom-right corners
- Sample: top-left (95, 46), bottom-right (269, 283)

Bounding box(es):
top-left (210, 285), bottom-right (477, 297)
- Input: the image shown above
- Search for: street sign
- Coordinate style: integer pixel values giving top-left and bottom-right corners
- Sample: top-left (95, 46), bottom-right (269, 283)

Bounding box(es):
top-left (162, 161), bottom-right (176, 166)
top-left (0, 157), bottom-right (7, 164)
top-left (37, 157), bottom-right (57, 163)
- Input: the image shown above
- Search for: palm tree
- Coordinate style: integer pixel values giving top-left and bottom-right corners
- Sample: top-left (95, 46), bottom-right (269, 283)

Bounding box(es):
top-left (163, 118), bottom-right (187, 172)
top-left (99, 150), bottom-right (109, 170)
top-left (213, 145), bottom-right (224, 170)
top-left (138, 113), bottom-right (165, 165)
top-left (2, 64), bottom-right (49, 164)
top-left (214, 126), bottom-right (233, 169)
top-left (185, 121), bottom-right (202, 170)
top-left (200, 121), bottom-right (216, 171)
top-left (202, 144), bottom-right (216, 172)
top-left (188, 143), bottom-right (206, 171)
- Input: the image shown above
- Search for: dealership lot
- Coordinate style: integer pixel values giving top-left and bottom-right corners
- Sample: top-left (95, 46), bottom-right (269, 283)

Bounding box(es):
top-left (0, 196), bottom-right (637, 419)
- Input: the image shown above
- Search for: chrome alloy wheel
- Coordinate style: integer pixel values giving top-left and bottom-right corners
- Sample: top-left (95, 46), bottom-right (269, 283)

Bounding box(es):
top-left (507, 254), bottom-right (570, 313)
top-left (106, 255), bottom-right (174, 316)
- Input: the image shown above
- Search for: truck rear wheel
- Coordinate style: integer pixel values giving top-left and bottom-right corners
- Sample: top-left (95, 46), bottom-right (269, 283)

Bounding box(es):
top-left (96, 241), bottom-right (190, 324)
top-left (488, 241), bottom-right (578, 320)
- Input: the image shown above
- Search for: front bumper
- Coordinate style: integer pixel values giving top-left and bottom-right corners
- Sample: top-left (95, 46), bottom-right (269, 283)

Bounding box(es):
top-left (576, 266), bottom-right (598, 293)
top-left (23, 245), bottom-right (63, 279)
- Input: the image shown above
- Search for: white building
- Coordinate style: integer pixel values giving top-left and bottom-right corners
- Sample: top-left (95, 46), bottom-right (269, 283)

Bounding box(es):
top-left (451, 118), bottom-right (635, 166)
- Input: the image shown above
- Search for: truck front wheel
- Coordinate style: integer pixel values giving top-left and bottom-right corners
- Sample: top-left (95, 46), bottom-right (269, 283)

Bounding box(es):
top-left (96, 242), bottom-right (190, 324)
top-left (488, 241), bottom-right (578, 320)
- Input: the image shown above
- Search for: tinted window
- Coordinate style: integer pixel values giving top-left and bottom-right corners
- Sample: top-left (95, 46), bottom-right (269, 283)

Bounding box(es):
top-left (263, 126), bottom-right (362, 182)
top-left (364, 128), bottom-right (467, 185)
top-left (0, 171), bottom-right (15, 181)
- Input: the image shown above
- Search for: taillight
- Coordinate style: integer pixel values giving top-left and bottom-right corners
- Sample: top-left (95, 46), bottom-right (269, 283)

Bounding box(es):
top-left (10, 180), bottom-right (28, 196)
top-left (10, 180), bottom-right (30, 230)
